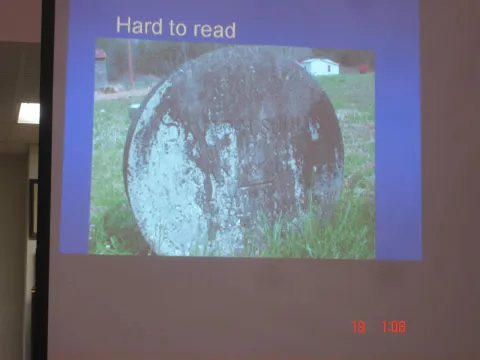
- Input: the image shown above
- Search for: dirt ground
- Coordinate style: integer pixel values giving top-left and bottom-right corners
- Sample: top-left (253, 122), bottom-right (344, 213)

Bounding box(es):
top-left (94, 88), bottom-right (151, 101)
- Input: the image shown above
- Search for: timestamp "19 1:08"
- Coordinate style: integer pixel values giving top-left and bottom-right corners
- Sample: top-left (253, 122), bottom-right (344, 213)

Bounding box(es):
top-left (352, 320), bottom-right (407, 333)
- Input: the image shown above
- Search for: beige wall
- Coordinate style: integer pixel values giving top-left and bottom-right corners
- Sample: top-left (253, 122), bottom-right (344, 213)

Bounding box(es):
top-left (0, 154), bottom-right (28, 360)
top-left (0, 0), bottom-right (41, 43)
top-left (24, 144), bottom-right (38, 360)
top-left (28, 145), bottom-right (38, 180)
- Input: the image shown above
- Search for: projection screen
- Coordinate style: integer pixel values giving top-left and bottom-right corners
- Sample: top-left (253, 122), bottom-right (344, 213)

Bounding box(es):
top-left (37, 0), bottom-right (480, 358)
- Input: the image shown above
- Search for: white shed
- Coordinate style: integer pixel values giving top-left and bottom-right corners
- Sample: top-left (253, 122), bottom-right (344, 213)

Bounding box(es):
top-left (299, 58), bottom-right (340, 76)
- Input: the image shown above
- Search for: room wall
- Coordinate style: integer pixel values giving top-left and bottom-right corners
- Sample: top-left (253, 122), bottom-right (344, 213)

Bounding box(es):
top-left (24, 144), bottom-right (38, 360)
top-left (0, 0), bottom-right (41, 43)
top-left (0, 154), bottom-right (28, 360)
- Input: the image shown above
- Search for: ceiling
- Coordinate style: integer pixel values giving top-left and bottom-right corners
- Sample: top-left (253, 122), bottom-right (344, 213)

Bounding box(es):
top-left (0, 0), bottom-right (41, 154)
top-left (0, 42), bottom-right (40, 154)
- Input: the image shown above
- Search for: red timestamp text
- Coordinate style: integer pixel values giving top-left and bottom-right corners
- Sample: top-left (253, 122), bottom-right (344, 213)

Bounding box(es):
top-left (382, 320), bottom-right (407, 333)
top-left (352, 320), bottom-right (407, 333)
top-left (352, 320), bottom-right (366, 333)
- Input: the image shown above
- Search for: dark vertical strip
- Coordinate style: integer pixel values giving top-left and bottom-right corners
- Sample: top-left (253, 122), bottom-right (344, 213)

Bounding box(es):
top-left (34, 1), bottom-right (56, 360)
top-left (29, 179), bottom-right (38, 240)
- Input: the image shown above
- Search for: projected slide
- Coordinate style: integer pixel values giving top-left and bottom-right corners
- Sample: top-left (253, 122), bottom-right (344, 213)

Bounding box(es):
top-left (59, 1), bottom-right (421, 261)
top-left (90, 40), bottom-right (375, 258)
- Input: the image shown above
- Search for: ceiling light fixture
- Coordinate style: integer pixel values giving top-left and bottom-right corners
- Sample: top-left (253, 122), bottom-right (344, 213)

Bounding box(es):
top-left (18, 103), bottom-right (40, 124)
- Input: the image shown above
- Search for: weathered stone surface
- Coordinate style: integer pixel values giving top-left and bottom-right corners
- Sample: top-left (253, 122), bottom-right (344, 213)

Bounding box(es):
top-left (124, 45), bottom-right (344, 256)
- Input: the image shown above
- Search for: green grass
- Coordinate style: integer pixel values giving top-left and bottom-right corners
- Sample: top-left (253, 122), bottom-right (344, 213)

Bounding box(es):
top-left (89, 96), bottom-right (146, 255)
top-left (89, 73), bottom-right (375, 259)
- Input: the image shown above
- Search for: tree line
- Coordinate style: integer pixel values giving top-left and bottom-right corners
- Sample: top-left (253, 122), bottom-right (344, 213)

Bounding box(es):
top-left (96, 38), bottom-right (375, 82)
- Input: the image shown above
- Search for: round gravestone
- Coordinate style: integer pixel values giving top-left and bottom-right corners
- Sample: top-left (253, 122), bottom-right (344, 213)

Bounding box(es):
top-left (124, 46), bottom-right (344, 256)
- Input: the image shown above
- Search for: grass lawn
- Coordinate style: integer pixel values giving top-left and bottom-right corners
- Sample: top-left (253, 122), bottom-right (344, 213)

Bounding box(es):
top-left (89, 73), bottom-right (375, 259)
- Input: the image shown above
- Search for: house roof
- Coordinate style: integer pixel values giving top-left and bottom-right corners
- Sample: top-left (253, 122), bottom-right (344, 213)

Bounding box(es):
top-left (95, 49), bottom-right (107, 60)
top-left (301, 58), bottom-right (339, 66)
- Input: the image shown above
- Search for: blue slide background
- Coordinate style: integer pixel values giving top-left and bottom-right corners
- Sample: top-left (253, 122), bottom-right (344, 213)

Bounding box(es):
top-left (58, 0), bottom-right (421, 260)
